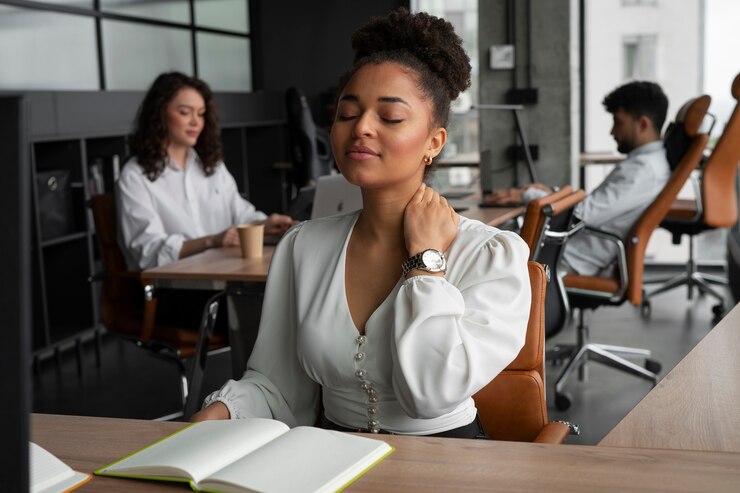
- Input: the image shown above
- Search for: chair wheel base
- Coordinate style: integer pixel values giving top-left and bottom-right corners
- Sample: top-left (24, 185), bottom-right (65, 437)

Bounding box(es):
top-left (645, 358), bottom-right (661, 375)
top-left (640, 299), bottom-right (651, 317)
top-left (555, 392), bottom-right (572, 411)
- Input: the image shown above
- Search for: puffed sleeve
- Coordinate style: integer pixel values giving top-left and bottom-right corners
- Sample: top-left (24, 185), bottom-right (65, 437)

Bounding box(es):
top-left (391, 228), bottom-right (530, 419)
top-left (116, 165), bottom-right (184, 270)
top-left (203, 224), bottom-right (321, 426)
top-left (216, 164), bottom-right (267, 225)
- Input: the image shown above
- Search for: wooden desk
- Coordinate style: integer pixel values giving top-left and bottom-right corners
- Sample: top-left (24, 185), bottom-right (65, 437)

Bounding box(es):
top-left (600, 302), bottom-right (740, 452)
top-left (460, 204), bottom-right (524, 228)
top-left (32, 413), bottom-right (740, 492)
top-left (142, 246), bottom-right (274, 285)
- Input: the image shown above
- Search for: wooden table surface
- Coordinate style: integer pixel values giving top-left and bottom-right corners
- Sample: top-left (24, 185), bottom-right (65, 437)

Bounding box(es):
top-left (142, 246), bottom-right (275, 283)
top-left (32, 413), bottom-right (740, 493)
top-left (600, 302), bottom-right (740, 452)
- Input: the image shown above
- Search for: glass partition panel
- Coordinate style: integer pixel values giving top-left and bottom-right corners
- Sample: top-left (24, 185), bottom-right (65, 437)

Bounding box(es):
top-left (103, 19), bottom-right (193, 90)
top-left (0, 6), bottom-right (98, 90)
top-left (196, 33), bottom-right (251, 91)
top-left (195, 0), bottom-right (249, 33)
top-left (100, 0), bottom-right (189, 24)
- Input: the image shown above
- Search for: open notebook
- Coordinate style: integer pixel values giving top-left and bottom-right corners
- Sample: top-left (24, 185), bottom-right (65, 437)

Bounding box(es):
top-left (95, 419), bottom-right (392, 493)
top-left (30, 442), bottom-right (91, 493)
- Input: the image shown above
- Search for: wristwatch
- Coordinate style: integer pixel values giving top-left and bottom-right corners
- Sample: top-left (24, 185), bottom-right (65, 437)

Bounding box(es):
top-left (402, 249), bottom-right (446, 277)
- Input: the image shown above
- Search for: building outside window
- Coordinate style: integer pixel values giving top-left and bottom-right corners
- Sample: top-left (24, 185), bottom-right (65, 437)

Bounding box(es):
top-left (0, 0), bottom-right (252, 92)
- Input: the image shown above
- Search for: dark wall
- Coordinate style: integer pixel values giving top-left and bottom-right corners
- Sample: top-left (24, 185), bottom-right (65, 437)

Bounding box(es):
top-left (253, 0), bottom-right (408, 127)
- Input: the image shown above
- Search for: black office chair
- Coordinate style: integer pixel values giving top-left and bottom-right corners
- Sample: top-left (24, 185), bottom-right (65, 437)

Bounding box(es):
top-left (285, 87), bottom-right (335, 190)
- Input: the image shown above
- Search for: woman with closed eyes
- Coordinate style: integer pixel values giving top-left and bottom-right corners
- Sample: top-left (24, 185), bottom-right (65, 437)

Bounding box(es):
top-left (193, 8), bottom-right (531, 439)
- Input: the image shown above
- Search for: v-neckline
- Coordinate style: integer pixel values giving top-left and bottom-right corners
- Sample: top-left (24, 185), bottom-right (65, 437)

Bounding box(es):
top-left (341, 214), bottom-right (402, 336)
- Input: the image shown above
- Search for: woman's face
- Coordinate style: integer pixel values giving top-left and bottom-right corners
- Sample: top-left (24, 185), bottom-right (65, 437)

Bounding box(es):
top-left (165, 87), bottom-right (206, 149)
top-left (331, 62), bottom-right (445, 191)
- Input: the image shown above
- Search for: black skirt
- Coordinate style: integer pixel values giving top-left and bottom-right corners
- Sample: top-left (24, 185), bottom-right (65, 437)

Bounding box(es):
top-left (321, 414), bottom-right (488, 439)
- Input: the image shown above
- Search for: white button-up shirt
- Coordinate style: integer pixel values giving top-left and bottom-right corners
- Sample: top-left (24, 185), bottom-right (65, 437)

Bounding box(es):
top-left (116, 150), bottom-right (267, 270)
top-left (204, 211), bottom-right (531, 435)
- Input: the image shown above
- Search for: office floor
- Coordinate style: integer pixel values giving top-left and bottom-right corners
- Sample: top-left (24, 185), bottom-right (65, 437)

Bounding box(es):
top-left (32, 265), bottom-right (734, 446)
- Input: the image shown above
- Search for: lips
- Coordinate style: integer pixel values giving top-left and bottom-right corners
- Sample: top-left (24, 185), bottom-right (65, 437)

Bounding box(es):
top-left (346, 145), bottom-right (379, 160)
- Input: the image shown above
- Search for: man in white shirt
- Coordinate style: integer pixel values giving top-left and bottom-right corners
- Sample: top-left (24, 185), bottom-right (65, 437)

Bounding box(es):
top-left (485, 81), bottom-right (670, 276)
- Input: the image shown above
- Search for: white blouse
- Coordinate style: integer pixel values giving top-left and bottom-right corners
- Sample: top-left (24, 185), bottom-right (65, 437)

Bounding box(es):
top-left (116, 150), bottom-right (267, 270)
top-left (204, 211), bottom-right (531, 435)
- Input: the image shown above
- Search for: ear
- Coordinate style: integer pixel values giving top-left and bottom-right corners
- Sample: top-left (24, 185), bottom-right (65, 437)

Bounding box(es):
top-left (427, 127), bottom-right (447, 159)
top-left (637, 115), bottom-right (653, 134)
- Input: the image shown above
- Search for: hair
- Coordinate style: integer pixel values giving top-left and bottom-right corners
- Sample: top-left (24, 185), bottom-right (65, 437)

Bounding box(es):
top-left (602, 81), bottom-right (669, 135)
top-left (128, 71), bottom-right (222, 181)
top-left (340, 8), bottom-right (471, 130)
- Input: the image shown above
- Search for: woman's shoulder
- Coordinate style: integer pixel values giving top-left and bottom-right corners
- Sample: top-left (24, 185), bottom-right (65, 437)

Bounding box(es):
top-left (118, 157), bottom-right (148, 185)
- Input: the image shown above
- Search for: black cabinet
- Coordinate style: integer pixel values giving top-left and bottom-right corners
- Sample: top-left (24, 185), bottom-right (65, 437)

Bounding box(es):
top-left (13, 90), bottom-right (288, 361)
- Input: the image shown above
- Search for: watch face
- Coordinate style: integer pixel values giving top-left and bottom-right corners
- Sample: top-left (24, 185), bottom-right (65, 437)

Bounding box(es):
top-left (422, 250), bottom-right (445, 270)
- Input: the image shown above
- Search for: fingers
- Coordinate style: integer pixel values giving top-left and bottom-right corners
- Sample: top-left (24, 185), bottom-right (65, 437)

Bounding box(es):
top-left (412, 182), bottom-right (427, 204)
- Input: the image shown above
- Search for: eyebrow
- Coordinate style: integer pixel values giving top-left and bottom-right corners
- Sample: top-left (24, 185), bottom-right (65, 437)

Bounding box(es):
top-left (339, 94), bottom-right (411, 107)
top-left (176, 104), bottom-right (205, 111)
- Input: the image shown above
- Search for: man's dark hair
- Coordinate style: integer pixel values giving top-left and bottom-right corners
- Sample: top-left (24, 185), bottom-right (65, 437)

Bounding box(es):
top-left (602, 81), bottom-right (669, 134)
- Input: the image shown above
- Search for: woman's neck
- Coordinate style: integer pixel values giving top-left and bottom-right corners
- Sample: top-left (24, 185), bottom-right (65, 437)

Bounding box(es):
top-left (166, 144), bottom-right (189, 169)
top-left (354, 185), bottom-right (416, 248)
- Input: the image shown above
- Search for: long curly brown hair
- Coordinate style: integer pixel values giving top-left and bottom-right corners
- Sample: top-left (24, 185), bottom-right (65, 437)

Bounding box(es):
top-left (128, 72), bottom-right (222, 181)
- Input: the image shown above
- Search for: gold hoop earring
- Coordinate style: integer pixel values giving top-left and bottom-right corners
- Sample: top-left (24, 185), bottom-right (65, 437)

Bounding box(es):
top-left (424, 155), bottom-right (433, 165)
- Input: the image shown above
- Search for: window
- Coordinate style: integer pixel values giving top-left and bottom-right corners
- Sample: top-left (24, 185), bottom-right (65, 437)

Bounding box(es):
top-left (622, 35), bottom-right (657, 80)
top-left (411, 0), bottom-right (479, 162)
top-left (0, 0), bottom-right (252, 92)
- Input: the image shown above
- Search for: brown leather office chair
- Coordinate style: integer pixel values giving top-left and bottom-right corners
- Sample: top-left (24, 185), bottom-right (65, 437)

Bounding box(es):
top-left (554, 95), bottom-right (712, 410)
top-left (520, 187), bottom-right (586, 340)
top-left (645, 74), bottom-right (740, 319)
top-left (474, 261), bottom-right (575, 443)
top-left (519, 185), bottom-right (574, 251)
top-left (90, 193), bottom-right (227, 418)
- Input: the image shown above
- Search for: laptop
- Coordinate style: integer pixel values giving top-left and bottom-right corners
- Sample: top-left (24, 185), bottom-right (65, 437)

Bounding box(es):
top-left (310, 174), bottom-right (363, 219)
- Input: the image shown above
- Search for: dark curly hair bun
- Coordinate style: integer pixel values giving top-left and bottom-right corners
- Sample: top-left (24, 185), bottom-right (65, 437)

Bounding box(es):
top-left (351, 8), bottom-right (471, 101)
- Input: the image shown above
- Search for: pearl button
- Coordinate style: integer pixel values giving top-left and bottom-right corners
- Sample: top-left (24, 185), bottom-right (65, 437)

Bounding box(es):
top-left (355, 352), bottom-right (365, 361)
top-left (369, 395), bottom-right (379, 403)
top-left (361, 383), bottom-right (370, 390)
top-left (370, 428), bottom-right (379, 434)
top-left (355, 369), bottom-right (365, 378)
top-left (356, 335), bottom-right (367, 344)
top-left (368, 406), bottom-right (377, 415)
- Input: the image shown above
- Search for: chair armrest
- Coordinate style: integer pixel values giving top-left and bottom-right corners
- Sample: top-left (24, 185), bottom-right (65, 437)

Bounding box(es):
top-left (532, 421), bottom-right (571, 444)
top-left (578, 226), bottom-right (629, 301)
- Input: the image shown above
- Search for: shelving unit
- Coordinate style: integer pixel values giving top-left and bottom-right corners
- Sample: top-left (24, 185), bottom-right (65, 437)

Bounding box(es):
top-left (7, 90), bottom-right (288, 367)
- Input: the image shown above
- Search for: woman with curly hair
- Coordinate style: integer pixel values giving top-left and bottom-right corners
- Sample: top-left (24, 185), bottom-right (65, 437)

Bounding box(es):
top-left (193, 8), bottom-right (530, 439)
top-left (117, 71), bottom-right (293, 270)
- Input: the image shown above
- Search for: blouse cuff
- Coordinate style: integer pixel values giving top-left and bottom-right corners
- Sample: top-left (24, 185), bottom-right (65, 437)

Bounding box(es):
top-left (157, 234), bottom-right (185, 267)
top-left (203, 393), bottom-right (241, 420)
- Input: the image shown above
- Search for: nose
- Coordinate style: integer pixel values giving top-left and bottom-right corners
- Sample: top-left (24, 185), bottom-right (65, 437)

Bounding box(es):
top-left (352, 112), bottom-right (375, 138)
